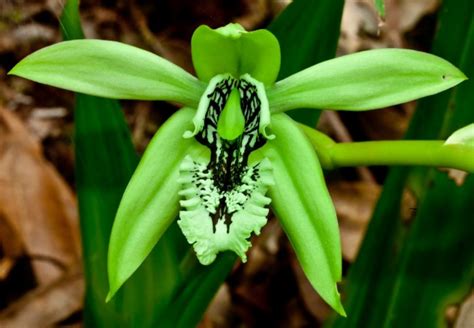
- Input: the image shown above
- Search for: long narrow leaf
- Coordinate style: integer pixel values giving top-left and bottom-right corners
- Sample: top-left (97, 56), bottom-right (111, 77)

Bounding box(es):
top-left (62, 1), bottom-right (184, 326)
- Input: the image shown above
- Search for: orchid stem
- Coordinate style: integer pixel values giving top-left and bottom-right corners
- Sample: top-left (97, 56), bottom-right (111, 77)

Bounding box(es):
top-left (299, 124), bottom-right (474, 172)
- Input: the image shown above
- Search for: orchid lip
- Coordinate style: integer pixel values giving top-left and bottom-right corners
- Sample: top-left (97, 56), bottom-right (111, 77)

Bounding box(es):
top-left (178, 72), bottom-right (275, 264)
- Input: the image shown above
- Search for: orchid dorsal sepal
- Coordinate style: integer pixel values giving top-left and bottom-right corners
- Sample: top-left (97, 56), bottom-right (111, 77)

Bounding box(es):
top-left (191, 23), bottom-right (281, 86)
top-left (268, 48), bottom-right (467, 113)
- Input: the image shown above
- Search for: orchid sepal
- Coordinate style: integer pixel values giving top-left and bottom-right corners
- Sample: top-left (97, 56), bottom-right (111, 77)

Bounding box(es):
top-left (191, 24), bottom-right (281, 86)
top-left (255, 113), bottom-right (345, 316)
top-left (107, 107), bottom-right (208, 301)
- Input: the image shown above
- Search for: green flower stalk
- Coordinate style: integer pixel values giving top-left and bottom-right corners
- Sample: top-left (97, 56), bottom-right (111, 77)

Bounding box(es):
top-left (9, 23), bottom-right (468, 316)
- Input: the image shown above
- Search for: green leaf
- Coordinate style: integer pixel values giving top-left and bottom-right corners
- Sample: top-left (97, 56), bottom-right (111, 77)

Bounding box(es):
top-left (59, 0), bottom-right (84, 39)
top-left (445, 123), bottom-right (474, 147)
top-left (9, 40), bottom-right (204, 107)
top-left (61, 1), bottom-right (186, 325)
top-left (257, 114), bottom-right (345, 316)
top-left (107, 108), bottom-right (208, 300)
top-left (76, 95), bottom-right (184, 326)
top-left (268, 0), bottom-right (345, 126)
top-left (268, 49), bottom-right (467, 113)
top-left (375, 0), bottom-right (385, 17)
top-left (159, 253), bottom-right (236, 327)
top-left (191, 24), bottom-right (280, 85)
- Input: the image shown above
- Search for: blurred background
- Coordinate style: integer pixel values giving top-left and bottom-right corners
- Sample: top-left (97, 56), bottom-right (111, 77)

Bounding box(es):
top-left (0, 0), bottom-right (472, 327)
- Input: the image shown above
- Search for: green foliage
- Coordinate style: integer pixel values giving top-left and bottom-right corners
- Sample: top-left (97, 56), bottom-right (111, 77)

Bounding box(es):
top-left (158, 253), bottom-right (236, 327)
top-left (375, 0), bottom-right (385, 17)
top-left (61, 1), bottom-right (185, 326)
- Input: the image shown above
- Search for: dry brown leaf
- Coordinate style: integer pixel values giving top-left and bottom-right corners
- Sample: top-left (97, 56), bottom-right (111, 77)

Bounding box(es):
top-left (455, 291), bottom-right (474, 328)
top-left (339, 0), bottom-right (380, 54)
top-left (0, 258), bottom-right (15, 280)
top-left (290, 254), bottom-right (332, 323)
top-left (235, 0), bottom-right (270, 30)
top-left (0, 107), bottom-right (80, 286)
top-left (291, 181), bottom-right (380, 322)
top-left (232, 221), bottom-right (282, 314)
top-left (329, 181), bottom-right (381, 262)
top-left (200, 284), bottom-right (232, 328)
top-left (400, 187), bottom-right (418, 222)
top-left (340, 0), bottom-right (439, 54)
top-left (0, 271), bottom-right (84, 327)
top-left (0, 23), bottom-right (57, 55)
top-left (387, 0), bottom-right (439, 33)
top-left (357, 104), bottom-right (414, 141)
top-left (0, 211), bottom-right (23, 280)
top-left (442, 168), bottom-right (469, 187)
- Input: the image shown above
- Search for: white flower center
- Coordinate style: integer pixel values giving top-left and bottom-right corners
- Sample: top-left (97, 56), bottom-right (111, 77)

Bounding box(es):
top-left (178, 74), bottom-right (274, 264)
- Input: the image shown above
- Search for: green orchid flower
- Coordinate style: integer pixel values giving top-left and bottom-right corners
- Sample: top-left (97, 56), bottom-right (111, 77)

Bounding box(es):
top-left (9, 23), bottom-right (466, 316)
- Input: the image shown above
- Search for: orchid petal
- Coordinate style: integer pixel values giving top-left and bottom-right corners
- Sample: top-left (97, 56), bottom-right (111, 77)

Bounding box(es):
top-left (9, 40), bottom-right (205, 107)
top-left (268, 49), bottom-right (466, 113)
top-left (191, 24), bottom-right (280, 85)
top-left (255, 113), bottom-right (345, 316)
top-left (107, 108), bottom-right (208, 300)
